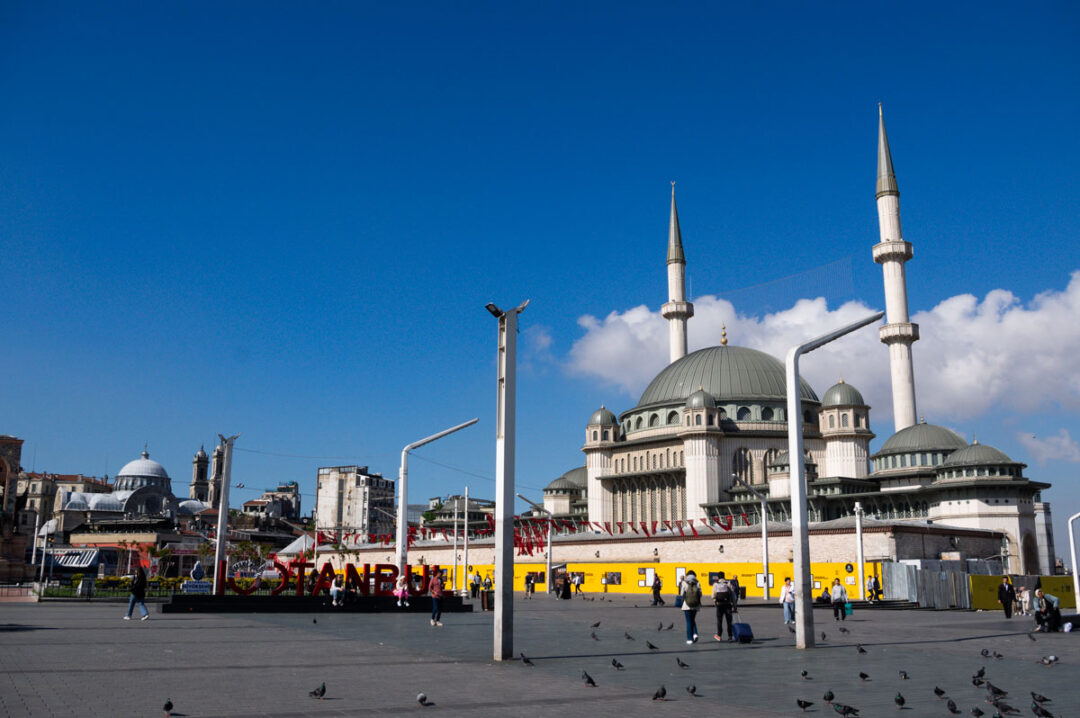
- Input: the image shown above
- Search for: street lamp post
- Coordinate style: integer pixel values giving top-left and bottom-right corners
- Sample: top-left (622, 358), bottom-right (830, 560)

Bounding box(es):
top-left (1069, 511), bottom-right (1080, 607)
top-left (212, 433), bottom-right (240, 595)
top-left (854, 502), bottom-right (865, 600)
top-left (395, 418), bottom-right (479, 574)
top-left (786, 311), bottom-right (884, 649)
top-left (487, 299), bottom-right (529, 661)
top-left (730, 473), bottom-right (770, 601)
top-left (517, 493), bottom-right (553, 595)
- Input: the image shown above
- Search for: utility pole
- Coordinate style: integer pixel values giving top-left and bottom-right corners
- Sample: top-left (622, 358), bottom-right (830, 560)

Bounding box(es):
top-left (487, 299), bottom-right (529, 660)
top-left (854, 502), bottom-right (865, 600)
top-left (212, 434), bottom-right (240, 595)
top-left (463, 486), bottom-right (470, 596)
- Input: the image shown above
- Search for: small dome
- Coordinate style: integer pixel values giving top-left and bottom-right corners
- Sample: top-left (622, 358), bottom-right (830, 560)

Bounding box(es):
top-left (821, 379), bottom-right (865, 408)
top-left (63, 492), bottom-right (89, 511)
top-left (875, 421), bottom-right (967, 457)
top-left (768, 451), bottom-right (816, 468)
top-left (87, 494), bottom-right (124, 511)
top-left (117, 450), bottom-right (170, 480)
top-left (942, 441), bottom-right (1020, 468)
top-left (544, 477), bottom-right (582, 492)
top-left (685, 387), bottom-right (716, 409)
top-left (178, 499), bottom-right (209, 515)
top-left (194, 445), bottom-right (208, 460)
top-left (561, 466), bottom-right (587, 487)
top-left (589, 406), bottom-right (617, 425)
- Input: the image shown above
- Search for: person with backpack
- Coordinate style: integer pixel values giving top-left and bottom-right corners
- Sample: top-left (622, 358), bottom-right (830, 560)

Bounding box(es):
top-left (651, 574), bottom-right (664, 606)
top-left (712, 571), bottom-right (735, 642)
top-left (679, 570), bottom-right (702, 644)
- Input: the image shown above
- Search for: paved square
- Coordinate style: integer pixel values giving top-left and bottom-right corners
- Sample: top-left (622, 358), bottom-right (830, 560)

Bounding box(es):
top-left (0, 598), bottom-right (1075, 717)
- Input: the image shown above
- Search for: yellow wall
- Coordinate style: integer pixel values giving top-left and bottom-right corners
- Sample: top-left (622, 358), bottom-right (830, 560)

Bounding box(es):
top-left (969, 576), bottom-right (1076, 610)
top-left (452, 561), bottom-right (879, 599)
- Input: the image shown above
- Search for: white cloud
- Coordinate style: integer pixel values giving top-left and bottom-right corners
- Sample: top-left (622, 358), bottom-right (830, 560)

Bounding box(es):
top-left (1018, 429), bottom-right (1080, 466)
top-left (565, 272), bottom-right (1080, 427)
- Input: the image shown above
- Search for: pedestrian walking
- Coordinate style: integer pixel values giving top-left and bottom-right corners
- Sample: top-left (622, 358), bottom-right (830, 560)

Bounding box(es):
top-left (870, 575), bottom-right (882, 601)
top-left (779, 577), bottom-right (796, 625)
top-left (573, 573), bottom-right (584, 597)
top-left (428, 570), bottom-right (444, 626)
top-left (1033, 589), bottom-right (1061, 632)
top-left (524, 573), bottom-right (535, 599)
top-left (651, 574), bottom-right (665, 606)
top-left (124, 566), bottom-right (150, 621)
top-left (830, 578), bottom-right (848, 622)
top-left (711, 571), bottom-right (735, 641)
top-left (865, 575), bottom-right (875, 603)
top-left (1018, 586), bottom-right (1032, 616)
top-left (471, 572), bottom-right (481, 598)
top-left (560, 573), bottom-right (572, 600)
top-left (996, 576), bottom-right (1015, 619)
top-left (679, 570), bottom-right (702, 644)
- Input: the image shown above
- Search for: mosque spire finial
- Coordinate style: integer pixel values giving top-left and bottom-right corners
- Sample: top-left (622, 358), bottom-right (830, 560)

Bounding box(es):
top-left (667, 182), bottom-right (684, 264)
top-left (876, 103), bottom-right (899, 198)
top-left (721, 324), bottom-right (728, 346)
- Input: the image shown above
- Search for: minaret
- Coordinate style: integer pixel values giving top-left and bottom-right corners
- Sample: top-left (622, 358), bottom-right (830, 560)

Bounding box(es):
top-left (872, 104), bottom-right (919, 431)
top-left (661, 183), bottom-right (694, 363)
top-left (190, 445), bottom-right (209, 502)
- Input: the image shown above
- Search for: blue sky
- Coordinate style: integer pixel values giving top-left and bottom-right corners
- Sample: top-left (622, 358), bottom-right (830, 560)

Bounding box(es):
top-left (2, 3), bottom-right (1078, 551)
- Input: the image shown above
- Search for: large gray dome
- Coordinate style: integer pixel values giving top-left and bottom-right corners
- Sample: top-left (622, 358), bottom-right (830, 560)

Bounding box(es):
top-left (875, 421), bottom-right (966, 456)
top-left (942, 441), bottom-right (1019, 468)
top-left (117, 451), bottom-right (169, 480)
top-left (636, 345), bottom-right (818, 409)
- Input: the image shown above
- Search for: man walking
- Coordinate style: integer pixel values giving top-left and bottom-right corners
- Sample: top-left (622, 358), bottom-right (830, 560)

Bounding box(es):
top-left (712, 571), bottom-right (735, 641)
top-left (997, 576), bottom-right (1016, 619)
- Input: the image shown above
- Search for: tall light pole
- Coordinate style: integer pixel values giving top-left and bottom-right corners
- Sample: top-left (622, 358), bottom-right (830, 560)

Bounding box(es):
top-left (396, 419), bottom-right (478, 574)
top-left (212, 433), bottom-right (240, 595)
top-left (1069, 511), bottom-right (1080, 608)
top-left (517, 493), bottom-right (553, 595)
top-left (730, 473), bottom-right (770, 601)
top-left (854, 501), bottom-right (865, 600)
top-left (787, 311), bottom-right (883, 649)
top-left (488, 299), bottom-right (529, 661)
top-left (462, 485), bottom-right (470, 596)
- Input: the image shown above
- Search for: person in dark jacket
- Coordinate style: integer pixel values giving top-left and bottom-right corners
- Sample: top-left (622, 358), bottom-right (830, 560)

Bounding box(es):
top-left (996, 576), bottom-right (1016, 619)
top-left (124, 567), bottom-right (150, 621)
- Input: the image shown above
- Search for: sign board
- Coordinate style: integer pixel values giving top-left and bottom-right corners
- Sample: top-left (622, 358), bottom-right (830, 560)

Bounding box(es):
top-left (182, 580), bottom-right (212, 594)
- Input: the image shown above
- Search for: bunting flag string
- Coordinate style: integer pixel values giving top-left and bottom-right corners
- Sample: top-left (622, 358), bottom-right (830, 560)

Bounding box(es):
top-left (603, 522), bottom-right (613, 536)
top-left (675, 521), bottom-right (685, 537)
top-left (615, 521), bottom-right (624, 534)
top-left (700, 518), bottom-right (715, 533)
top-left (629, 523), bottom-right (639, 535)
top-left (640, 521), bottom-right (650, 537)
top-left (651, 521), bottom-right (658, 536)
top-left (688, 520), bottom-right (699, 537)
top-left (741, 512), bottom-right (751, 526)
top-left (663, 520), bottom-right (672, 532)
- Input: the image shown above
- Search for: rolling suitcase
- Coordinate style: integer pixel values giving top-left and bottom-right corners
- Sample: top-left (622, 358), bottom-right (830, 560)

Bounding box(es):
top-left (732, 622), bottom-right (753, 643)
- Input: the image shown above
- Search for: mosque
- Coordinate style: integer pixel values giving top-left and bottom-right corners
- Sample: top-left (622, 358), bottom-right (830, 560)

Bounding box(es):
top-left (544, 108), bottom-right (1056, 575)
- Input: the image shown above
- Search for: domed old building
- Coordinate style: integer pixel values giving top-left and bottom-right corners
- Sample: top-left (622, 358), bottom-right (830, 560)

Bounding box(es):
top-left (61, 450), bottom-right (179, 519)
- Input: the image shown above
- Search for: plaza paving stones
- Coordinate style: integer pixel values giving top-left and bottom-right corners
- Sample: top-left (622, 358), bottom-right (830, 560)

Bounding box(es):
top-left (0, 597), bottom-right (1076, 717)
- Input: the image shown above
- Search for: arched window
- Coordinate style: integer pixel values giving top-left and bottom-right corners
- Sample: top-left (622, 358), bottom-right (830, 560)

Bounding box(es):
top-left (592, 431), bottom-right (598, 440)
top-left (602, 430), bottom-right (609, 440)
top-left (762, 448), bottom-right (779, 482)
top-left (761, 407), bottom-right (774, 421)
top-left (803, 409), bottom-right (814, 423)
top-left (829, 415), bottom-right (835, 428)
top-left (633, 457), bottom-right (638, 471)
top-left (841, 414), bottom-right (849, 428)
top-left (695, 415), bottom-right (702, 425)
top-left (707, 414), bottom-right (714, 425)
top-left (733, 447), bottom-right (753, 485)
top-left (685, 415), bottom-right (690, 426)
top-left (650, 414), bottom-right (659, 427)
top-left (737, 406), bottom-right (751, 421)
top-left (668, 411), bottom-right (680, 425)
top-left (635, 417), bottom-right (643, 430)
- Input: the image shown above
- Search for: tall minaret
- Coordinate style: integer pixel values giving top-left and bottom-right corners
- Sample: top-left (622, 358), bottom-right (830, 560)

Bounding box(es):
top-left (872, 104), bottom-right (919, 431)
top-left (661, 183), bottom-right (694, 363)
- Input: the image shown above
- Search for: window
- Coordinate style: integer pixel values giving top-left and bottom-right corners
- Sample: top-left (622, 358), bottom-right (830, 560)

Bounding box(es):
top-left (900, 454), bottom-right (907, 467)
top-left (803, 410), bottom-right (813, 423)
top-left (592, 431), bottom-right (598, 441)
top-left (733, 448), bottom-right (753, 485)
top-left (829, 415), bottom-right (835, 428)
top-left (603, 430), bottom-right (609, 441)
top-left (707, 414), bottom-right (714, 425)
top-left (635, 417), bottom-right (643, 430)
top-left (737, 406), bottom-right (751, 421)
top-left (650, 414), bottom-right (659, 427)
top-left (695, 415), bottom-right (702, 425)
top-left (762, 407), bottom-right (774, 421)
top-left (668, 411), bottom-right (680, 425)
top-left (841, 414), bottom-right (849, 428)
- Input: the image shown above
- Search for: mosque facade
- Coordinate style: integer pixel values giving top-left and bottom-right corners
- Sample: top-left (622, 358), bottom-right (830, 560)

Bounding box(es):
top-left (545, 108), bottom-right (1055, 575)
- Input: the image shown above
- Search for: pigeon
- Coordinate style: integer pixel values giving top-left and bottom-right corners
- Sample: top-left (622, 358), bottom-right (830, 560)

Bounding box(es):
top-left (989, 700), bottom-right (1019, 715)
top-left (582, 670), bottom-right (596, 687)
top-left (520, 652), bottom-right (534, 666)
top-left (974, 667), bottom-right (985, 678)
top-left (839, 626), bottom-right (850, 634)
top-left (789, 625), bottom-right (797, 634)
top-left (973, 678), bottom-right (985, 688)
top-left (992, 712), bottom-right (1004, 718)
top-left (163, 699), bottom-right (173, 717)
top-left (417, 693), bottom-right (429, 706)
top-left (823, 690), bottom-right (835, 703)
top-left (899, 670), bottom-right (909, 680)
top-left (1037, 655), bottom-right (1058, 666)
top-left (832, 703), bottom-right (860, 716)
top-left (992, 651), bottom-right (1004, 660)
top-left (665, 622), bottom-right (674, 630)
top-left (934, 686), bottom-right (947, 699)
top-left (590, 631), bottom-right (600, 641)
top-left (970, 708), bottom-right (984, 717)
top-left (894, 692), bottom-right (905, 709)
top-left (685, 685), bottom-right (698, 697)
top-left (658, 622), bottom-right (664, 631)
top-left (856, 644), bottom-right (867, 654)
top-left (646, 641), bottom-right (659, 650)
top-left (947, 699), bottom-right (960, 714)
top-left (676, 657), bottom-right (689, 668)
top-left (1031, 703), bottom-right (1054, 718)
top-left (611, 659), bottom-right (624, 670)
top-left (312, 618), bottom-right (317, 624)
top-left (652, 685), bottom-right (667, 701)
top-left (981, 649), bottom-right (991, 657)
top-left (625, 632), bottom-right (635, 640)
top-left (801, 670), bottom-right (810, 680)
top-left (1027, 633), bottom-right (1037, 642)
top-left (798, 699), bottom-right (814, 712)
top-left (1031, 692), bottom-right (1050, 704)
top-left (821, 632), bottom-right (827, 641)
top-left (985, 682), bottom-right (1007, 698)
top-left (310, 683), bottom-right (326, 699)
top-left (859, 672), bottom-right (870, 681)
top-left (591, 621), bottom-right (601, 628)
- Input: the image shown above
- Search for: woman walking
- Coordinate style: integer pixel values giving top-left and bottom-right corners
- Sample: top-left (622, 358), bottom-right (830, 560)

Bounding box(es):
top-left (779, 577), bottom-right (796, 625)
top-left (428, 570), bottom-right (444, 626)
top-left (679, 570), bottom-right (702, 644)
top-left (124, 567), bottom-right (150, 621)
top-left (830, 578), bottom-right (848, 621)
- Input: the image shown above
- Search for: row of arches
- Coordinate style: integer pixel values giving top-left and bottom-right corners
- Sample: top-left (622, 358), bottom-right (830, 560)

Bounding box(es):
top-left (614, 449), bottom-right (685, 474)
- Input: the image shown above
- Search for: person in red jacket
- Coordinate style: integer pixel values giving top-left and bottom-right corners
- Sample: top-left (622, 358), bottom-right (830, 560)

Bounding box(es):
top-left (428, 571), bottom-right (444, 627)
